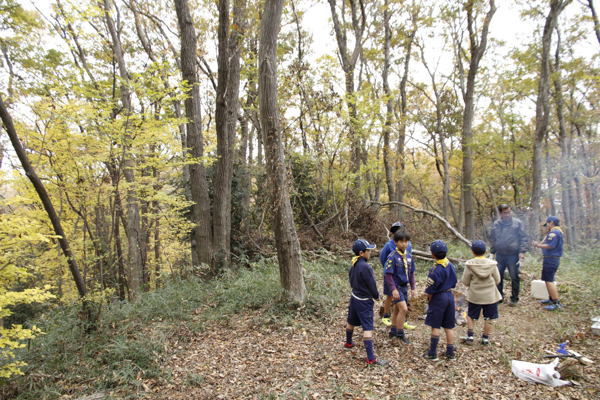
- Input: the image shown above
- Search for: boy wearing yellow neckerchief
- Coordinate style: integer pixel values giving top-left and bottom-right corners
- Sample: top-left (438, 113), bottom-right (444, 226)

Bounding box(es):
top-left (345, 239), bottom-right (389, 366)
top-left (533, 216), bottom-right (564, 311)
top-left (423, 240), bottom-right (458, 361)
top-left (383, 229), bottom-right (416, 344)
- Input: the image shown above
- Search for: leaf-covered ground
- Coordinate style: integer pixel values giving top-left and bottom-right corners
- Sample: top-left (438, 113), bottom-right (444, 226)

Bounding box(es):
top-left (135, 279), bottom-right (599, 399)
top-left (7, 252), bottom-right (600, 400)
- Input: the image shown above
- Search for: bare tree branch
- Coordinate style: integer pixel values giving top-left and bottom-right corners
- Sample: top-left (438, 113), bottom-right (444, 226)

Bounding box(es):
top-left (371, 201), bottom-right (472, 247)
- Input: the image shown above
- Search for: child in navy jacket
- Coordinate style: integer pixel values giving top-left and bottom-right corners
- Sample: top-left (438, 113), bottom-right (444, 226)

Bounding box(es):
top-left (383, 229), bottom-right (415, 344)
top-left (344, 239), bottom-right (388, 366)
top-left (424, 240), bottom-right (458, 361)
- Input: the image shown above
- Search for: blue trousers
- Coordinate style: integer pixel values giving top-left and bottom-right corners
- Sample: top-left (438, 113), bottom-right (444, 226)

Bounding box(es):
top-left (496, 253), bottom-right (520, 302)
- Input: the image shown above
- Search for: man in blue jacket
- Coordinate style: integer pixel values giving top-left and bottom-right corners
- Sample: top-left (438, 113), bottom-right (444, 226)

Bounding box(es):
top-left (490, 204), bottom-right (529, 307)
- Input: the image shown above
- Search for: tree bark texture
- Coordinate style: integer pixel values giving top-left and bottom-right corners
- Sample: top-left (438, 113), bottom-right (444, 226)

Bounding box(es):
top-left (395, 8), bottom-right (418, 219)
top-left (461, 0), bottom-right (496, 240)
top-left (419, 44), bottom-right (451, 222)
top-left (0, 94), bottom-right (87, 298)
top-left (102, 0), bottom-right (144, 292)
top-left (174, 0), bottom-right (213, 265)
top-left (212, 0), bottom-right (245, 265)
top-left (587, 0), bottom-right (600, 47)
top-left (552, 29), bottom-right (575, 246)
top-left (328, 0), bottom-right (365, 176)
top-left (259, 0), bottom-right (307, 301)
top-left (382, 0), bottom-right (395, 213)
top-left (530, 0), bottom-right (572, 240)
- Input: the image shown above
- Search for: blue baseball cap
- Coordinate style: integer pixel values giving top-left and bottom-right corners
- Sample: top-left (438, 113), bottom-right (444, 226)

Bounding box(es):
top-left (543, 216), bottom-right (560, 226)
top-left (471, 240), bottom-right (487, 252)
top-left (390, 222), bottom-right (405, 233)
top-left (353, 239), bottom-right (376, 255)
top-left (430, 240), bottom-right (448, 257)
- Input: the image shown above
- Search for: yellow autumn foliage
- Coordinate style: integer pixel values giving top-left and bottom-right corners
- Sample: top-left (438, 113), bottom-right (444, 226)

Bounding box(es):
top-left (0, 178), bottom-right (57, 377)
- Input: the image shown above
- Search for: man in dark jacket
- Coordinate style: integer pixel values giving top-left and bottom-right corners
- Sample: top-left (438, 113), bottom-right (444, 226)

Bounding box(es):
top-left (490, 204), bottom-right (529, 307)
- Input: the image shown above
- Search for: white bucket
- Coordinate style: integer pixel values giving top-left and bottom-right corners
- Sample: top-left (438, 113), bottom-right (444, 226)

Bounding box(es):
top-left (530, 280), bottom-right (554, 299)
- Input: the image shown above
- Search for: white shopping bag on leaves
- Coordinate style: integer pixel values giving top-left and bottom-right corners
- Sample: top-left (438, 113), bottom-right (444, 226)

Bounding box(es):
top-left (511, 358), bottom-right (571, 387)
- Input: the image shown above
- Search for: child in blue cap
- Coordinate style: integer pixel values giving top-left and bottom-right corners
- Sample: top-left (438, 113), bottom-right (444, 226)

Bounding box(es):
top-left (423, 240), bottom-right (458, 361)
top-left (344, 239), bottom-right (389, 366)
top-left (383, 229), bottom-right (415, 344)
top-left (533, 216), bottom-right (564, 311)
top-left (462, 240), bottom-right (502, 345)
top-left (380, 222), bottom-right (416, 330)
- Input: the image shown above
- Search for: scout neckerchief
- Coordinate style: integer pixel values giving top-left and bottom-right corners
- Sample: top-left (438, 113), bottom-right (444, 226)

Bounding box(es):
top-left (427, 257), bottom-right (449, 288)
top-left (435, 257), bottom-right (450, 268)
top-left (352, 256), bottom-right (361, 266)
top-left (474, 256), bottom-right (486, 259)
top-left (396, 248), bottom-right (408, 274)
top-left (543, 226), bottom-right (563, 244)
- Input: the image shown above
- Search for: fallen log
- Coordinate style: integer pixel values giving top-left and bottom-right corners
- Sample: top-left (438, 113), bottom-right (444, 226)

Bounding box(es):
top-left (371, 201), bottom-right (472, 248)
top-left (411, 249), bottom-right (467, 265)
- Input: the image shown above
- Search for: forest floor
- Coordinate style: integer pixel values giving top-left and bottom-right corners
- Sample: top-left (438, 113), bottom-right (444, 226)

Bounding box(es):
top-left (135, 274), bottom-right (599, 400)
top-left (7, 249), bottom-right (600, 400)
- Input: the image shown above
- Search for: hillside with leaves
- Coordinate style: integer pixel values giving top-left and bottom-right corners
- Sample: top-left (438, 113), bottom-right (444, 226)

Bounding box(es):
top-left (0, 0), bottom-right (599, 396)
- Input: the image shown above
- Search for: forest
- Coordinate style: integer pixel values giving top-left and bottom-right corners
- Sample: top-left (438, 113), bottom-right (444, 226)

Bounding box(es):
top-left (0, 0), bottom-right (599, 398)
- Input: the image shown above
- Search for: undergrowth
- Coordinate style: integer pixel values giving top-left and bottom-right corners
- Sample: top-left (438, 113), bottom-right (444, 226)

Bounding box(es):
top-left (7, 244), bottom-right (598, 399)
top-left (4, 253), bottom-right (350, 400)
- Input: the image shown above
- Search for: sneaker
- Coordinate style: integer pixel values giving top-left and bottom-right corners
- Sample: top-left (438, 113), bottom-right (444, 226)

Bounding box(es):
top-left (423, 352), bottom-right (440, 361)
top-left (396, 334), bottom-right (411, 345)
top-left (480, 338), bottom-right (490, 345)
top-left (367, 358), bottom-right (389, 366)
top-left (545, 302), bottom-right (563, 311)
top-left (540, 299), bottom-right (553, 305)
top-left (510, 300), bottom-right (518, 307)
top-left (381, 317), bottom-right (392, 326)
top-left (344, 342), bottom-right (354, 349)
top-left (388, 330), bottom-right (397, 339)
top-left (403, 321), bottom-right (416, 330)
top-left (445, 353), bottom-right (456, 360)
top-left (463, 336), bottom-right (474, 345)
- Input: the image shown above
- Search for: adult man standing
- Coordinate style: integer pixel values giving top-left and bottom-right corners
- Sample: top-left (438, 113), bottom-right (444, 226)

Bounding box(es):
top-left (490, 204), bottom-right (529, 307)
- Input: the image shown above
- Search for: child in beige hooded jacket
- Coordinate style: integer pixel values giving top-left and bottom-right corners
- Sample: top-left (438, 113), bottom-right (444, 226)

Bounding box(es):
top-left (462, 240), bottom-right (502, 345)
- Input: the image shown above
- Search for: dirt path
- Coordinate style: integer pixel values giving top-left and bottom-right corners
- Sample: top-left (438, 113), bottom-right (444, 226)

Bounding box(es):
top-left (139, 283), bottom-right (599, 399)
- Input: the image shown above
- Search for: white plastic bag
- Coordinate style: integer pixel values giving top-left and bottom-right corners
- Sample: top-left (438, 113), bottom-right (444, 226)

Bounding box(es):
top-left (511, 358), bottom-right (571, 387)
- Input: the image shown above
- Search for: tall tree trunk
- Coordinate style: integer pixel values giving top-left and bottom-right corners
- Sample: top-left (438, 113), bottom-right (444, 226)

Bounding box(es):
top-left (545, 135), bottom-right (557, 217)
top-left (328, 0), bottom-right (366, 177)
top-left (213, 0), bottom-right (245, 266)
top-left (420, 44), bottom-right (450, 222)
top-left (102, 0), bottom-right (144, 293)
top-left (552, 28), bottom-right (573, 246)
top-left (174, 0), bottom-right (213, 265)
top-left (382, 0), bottom-right (396, 213)
top-left (130, 1), bottom-right (192, 265)
top-left (574, 175), bottom-right (585, 244)
top-left (114, 191), bottom-right (126, 301)
top-left (0, 95), bottom-right (86, 298)
top-left (461, 0), bottom-right (496, 240)
top-left (587, 0), bottom-right (600, 46)
top-left (530, 0), bottom-right (572, 241)
top-left (259, 0), bottom-right (307, 301)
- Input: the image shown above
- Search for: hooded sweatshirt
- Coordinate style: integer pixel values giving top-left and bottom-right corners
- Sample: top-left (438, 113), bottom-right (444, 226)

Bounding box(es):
top-left (462, 257), bottom-right (502, 305)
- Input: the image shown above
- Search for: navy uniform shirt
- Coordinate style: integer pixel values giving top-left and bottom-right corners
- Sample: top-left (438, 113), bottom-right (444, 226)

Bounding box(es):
top-left (349, 256), bottom-right (380, 300)
top-left (384, 250), bottom-right (416, 288)
top-left (425, 259), bottom-right (458, 295)
top-left (380, 239), bottom-right (413, 267)
top-left (542, 227), bottom-right (564, 257)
